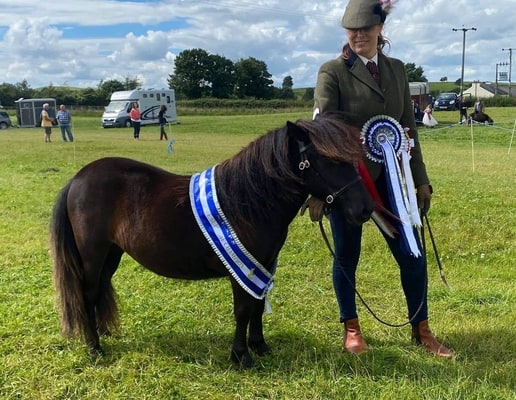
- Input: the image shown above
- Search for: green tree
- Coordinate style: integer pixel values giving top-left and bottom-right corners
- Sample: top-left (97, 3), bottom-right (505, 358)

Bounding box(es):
top-left (302, 87), bottom-right (314, 102)
top-left (234, 57), bottom-right (274, 99)
top-left (35, 83), bottom-right (57, 99)
top-left (16, 80), bottom-right (34, 101)
top-left (207, 54), bottom-right (235, 98)
top-left (440, 76), bottom-right (448, 82)
top-left (97, 79), bottom-right (126, 104)
top-left (168, 48), bottom-right (211, 99)
top-left (123, 76), bottom-right (141, 91)
top-left (404, 63), bottom-right (427, 82)
top-left (79, 87), bottom-right (104, 106)
top-left (279, 76), bottom-right (295, 99)
top-left (0, 82), bottom-right (22, 107)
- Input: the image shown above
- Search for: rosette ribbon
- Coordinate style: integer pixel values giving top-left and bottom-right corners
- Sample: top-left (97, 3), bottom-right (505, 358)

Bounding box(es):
top-left (361, 116), bottom-right (422, 257)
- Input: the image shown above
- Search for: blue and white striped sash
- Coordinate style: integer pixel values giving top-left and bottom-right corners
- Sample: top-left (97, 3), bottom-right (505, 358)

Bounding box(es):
top-left (189, 166), bottom-right (275, 300)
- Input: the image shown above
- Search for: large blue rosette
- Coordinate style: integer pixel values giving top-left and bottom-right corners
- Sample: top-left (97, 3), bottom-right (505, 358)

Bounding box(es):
top-left (360, 115), bottom-right (409, 163)
top-left (361, 115), bottom-right (421, 257)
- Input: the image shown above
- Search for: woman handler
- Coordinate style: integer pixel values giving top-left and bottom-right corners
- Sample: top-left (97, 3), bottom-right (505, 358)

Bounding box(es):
top-left (311, 0), bottom-right (452, 358)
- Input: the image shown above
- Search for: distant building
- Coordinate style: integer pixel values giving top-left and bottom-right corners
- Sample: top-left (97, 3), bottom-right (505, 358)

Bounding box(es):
top-left (463, 82), bottom-right (512, 98)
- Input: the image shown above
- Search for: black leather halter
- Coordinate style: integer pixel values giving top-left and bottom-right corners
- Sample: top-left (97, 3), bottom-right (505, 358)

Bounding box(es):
top-left (297, 140), bottom-right (362, 205)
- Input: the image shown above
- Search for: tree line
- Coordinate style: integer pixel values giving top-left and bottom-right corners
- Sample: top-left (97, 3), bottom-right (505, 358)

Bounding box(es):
top-left (0, 77), bottom-right (143, 108)
top-left (167, 48), bottom-right (297, 100)
top-left (0, 49), bottom-right (429, 107)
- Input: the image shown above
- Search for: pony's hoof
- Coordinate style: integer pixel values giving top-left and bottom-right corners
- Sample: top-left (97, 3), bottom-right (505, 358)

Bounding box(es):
top-left (98, 328), bottom-right (112, 337)
top-left (231, 350), bottom-right (254, 369)
top-left (88, 345), bottom-right (105, 357)
top-left (249, 341), bottom-right (271, 357)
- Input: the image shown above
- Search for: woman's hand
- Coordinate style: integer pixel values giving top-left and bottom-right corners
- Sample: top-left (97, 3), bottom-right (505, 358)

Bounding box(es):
top-left (416, 184), bottom-right (432, 215)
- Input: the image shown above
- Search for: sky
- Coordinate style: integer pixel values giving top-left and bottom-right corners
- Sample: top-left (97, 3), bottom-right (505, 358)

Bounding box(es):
top-left (0, 0), bottom-right (514, 90)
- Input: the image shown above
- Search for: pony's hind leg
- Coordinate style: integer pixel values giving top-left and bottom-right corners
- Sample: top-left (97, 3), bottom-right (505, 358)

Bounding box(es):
top-left (95, 246), bottom-right (123, 337)
top-left (82, 270), bottom-right (103, 355)
top-left (81, 245), bottom-right (123, 355)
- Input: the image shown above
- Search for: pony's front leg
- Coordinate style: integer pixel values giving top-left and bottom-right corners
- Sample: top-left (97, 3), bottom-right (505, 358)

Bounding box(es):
top-left (248, 298), bottom-right (270, 357)
top-left (230, 283), bottom-right (254, 368)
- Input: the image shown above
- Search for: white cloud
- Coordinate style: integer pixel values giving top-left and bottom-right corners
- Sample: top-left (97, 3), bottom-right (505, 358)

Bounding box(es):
top-left (0, 0), bottom-right (514, 90)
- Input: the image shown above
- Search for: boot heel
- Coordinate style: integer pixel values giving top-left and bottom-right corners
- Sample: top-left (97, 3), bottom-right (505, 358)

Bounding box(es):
top-left (344, 318), bottom-right (368, 354)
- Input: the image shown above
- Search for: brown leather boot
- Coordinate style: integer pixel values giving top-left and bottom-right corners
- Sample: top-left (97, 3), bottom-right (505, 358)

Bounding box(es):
top-left (411, 320), bottom-right (453, 358)
top-left (343, 318), bottom-right (369, 354)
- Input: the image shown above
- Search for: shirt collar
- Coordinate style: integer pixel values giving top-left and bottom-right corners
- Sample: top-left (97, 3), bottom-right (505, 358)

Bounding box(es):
top-left (357, 53), bottom-right (378, 65)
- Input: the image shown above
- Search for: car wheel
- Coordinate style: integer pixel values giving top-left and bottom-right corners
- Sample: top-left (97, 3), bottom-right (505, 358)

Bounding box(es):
top-left (125, 119), bottom-right (132, 128)
top-left (0, 122), bottom-right (8, 129)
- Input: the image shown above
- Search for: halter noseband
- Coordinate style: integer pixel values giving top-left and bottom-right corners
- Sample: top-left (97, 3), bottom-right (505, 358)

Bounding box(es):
top-left (324, 175), bottom-right (362, 204)
top-left (297, 140), bottom-right (362, 205)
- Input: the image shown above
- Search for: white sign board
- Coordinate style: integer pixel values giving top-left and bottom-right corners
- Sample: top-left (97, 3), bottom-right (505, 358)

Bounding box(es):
top-left (498, 72), bottom-right (509, 81)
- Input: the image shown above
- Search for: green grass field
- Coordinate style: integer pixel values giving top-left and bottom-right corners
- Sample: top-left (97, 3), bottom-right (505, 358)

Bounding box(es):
top-left (0, 109), bottom-right (515, 399)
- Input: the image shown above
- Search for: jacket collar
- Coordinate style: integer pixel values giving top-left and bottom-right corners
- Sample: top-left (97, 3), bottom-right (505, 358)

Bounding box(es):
top-left (343, 49), bottom-right (384, 97)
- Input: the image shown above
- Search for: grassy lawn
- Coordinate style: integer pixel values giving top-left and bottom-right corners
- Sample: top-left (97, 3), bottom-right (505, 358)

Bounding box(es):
top-left (0, 109), bottom-right (514, 399)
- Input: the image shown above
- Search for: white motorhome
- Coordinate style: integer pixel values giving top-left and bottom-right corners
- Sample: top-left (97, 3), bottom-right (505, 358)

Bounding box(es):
top-left (101, 89), bottom-right (177, 128)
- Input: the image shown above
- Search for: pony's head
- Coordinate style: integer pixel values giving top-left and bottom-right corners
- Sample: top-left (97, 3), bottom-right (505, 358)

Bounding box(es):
top-left (289, 112), bottom-right (374, 224)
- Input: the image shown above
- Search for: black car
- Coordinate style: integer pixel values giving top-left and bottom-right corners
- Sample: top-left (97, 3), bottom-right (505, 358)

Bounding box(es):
top-left (434, 93), bottom-right (459, 111)
top-left (0, 111), bottom-right (12, 129)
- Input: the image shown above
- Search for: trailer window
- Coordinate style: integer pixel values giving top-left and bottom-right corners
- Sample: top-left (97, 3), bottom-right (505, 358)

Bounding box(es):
top-left (143, 94), bottom-right (147, 98)
top-left (156, 94), bottom-right (161, 101)
top-left (166, 96), bottom-right (171, 103)
top-left (150, 93), bottom-right (154, 98)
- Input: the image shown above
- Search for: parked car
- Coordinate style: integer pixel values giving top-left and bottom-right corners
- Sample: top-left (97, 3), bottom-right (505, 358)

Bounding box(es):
top-left (434, 92), bottom-right (459, 111)
top-left (0, 111), bottom-right (12, 129)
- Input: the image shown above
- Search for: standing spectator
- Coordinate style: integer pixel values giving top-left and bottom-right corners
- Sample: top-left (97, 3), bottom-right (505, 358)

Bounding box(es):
top-left (422, 104), bottom-right (438, 127)
top-left (41, 103), bottom-right (53, 143)
top-left (473, 98), bottom-right (485, 114)
top-left (56, 104), bottom-right (74, 142)
top-left (412, 101), bottom-right (422, 124)
top-left (158, 104), bottom-right (169, 140)
top-left (129, 102), bottom-right (141, 140)
top-left (459, 96), bottom-right (469, 124)
top-left (310, 0), bottom-right (453, 358)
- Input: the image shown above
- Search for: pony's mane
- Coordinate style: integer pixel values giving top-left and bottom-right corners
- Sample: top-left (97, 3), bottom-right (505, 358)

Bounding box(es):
top-left (215, 113), bottom-right (362, 228)
top-left (296, 113), bottom-right (363, 163)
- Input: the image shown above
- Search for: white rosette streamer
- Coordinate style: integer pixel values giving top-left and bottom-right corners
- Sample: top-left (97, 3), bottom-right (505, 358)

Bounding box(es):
top-left (361, 115), bottom-right (421, 257)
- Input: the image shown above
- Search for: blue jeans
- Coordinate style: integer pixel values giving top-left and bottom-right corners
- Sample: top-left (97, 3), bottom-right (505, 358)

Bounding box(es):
top-left (329, 172), bottom-right (428, 326)
top-left (59, 124), bottom-right (74, 142)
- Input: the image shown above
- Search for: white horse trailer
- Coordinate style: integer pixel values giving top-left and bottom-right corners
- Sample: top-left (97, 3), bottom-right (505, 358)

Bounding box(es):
top-left (15, 98), bottom-right (57, 128)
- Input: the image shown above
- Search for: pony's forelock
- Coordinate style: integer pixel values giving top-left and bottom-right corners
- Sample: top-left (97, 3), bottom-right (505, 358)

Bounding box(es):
top-left (295, 115), bottom-right (363, 163)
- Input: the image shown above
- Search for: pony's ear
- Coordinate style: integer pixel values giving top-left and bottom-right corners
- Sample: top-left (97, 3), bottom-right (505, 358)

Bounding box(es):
top-left (286, 121), bottom-right (309, 142)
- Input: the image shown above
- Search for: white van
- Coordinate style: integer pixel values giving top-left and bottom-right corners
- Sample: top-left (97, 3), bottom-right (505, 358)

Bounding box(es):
top-left (101, 89), bottom-right (177, 128)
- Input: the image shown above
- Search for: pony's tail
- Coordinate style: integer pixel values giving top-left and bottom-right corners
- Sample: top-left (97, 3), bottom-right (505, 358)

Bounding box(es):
top-left (50, 181), bottom-right (89, 338)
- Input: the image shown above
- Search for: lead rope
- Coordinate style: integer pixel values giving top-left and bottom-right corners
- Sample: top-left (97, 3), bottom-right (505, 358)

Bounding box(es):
top-left (317, 210), bottom-right (449, 328)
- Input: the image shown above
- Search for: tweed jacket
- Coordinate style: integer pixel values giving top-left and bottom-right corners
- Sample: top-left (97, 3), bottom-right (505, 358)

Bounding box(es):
top-left (314, 51), bottom-right (429, 187)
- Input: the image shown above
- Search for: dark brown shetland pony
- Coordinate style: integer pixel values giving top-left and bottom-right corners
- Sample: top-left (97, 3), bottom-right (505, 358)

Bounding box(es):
top-left (50, 113), bottom-right (374, 368)
top-left (468, 111), bottom-right (494, 125)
